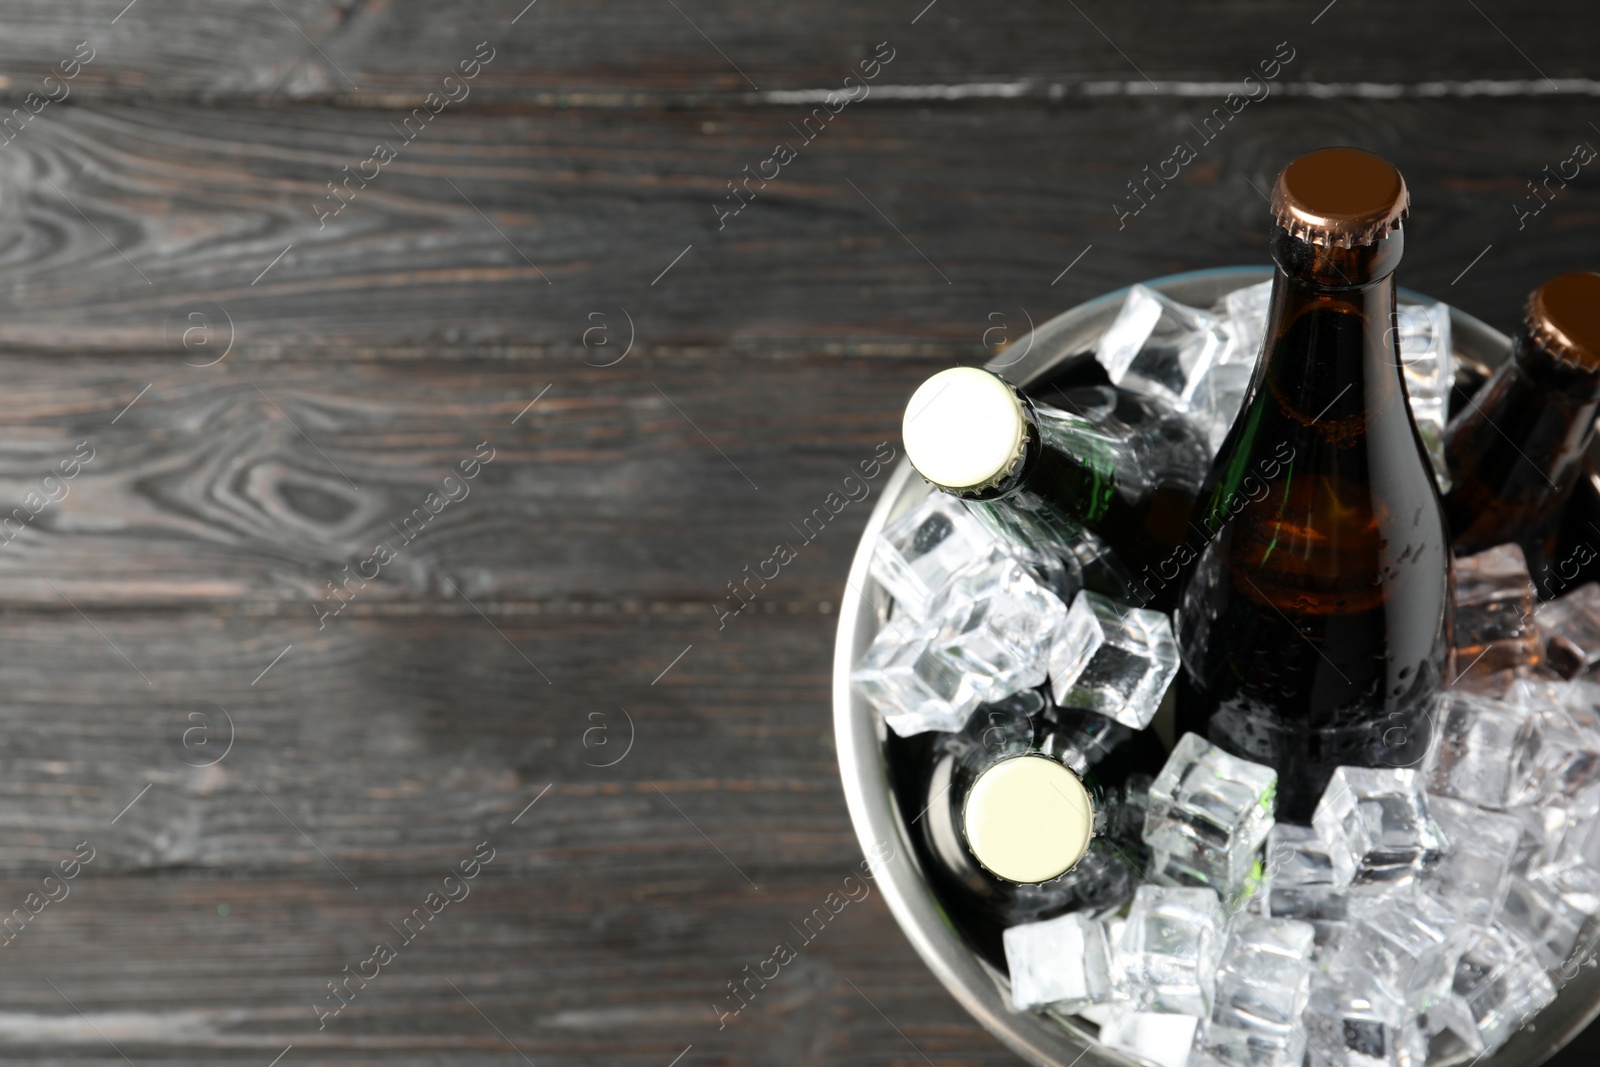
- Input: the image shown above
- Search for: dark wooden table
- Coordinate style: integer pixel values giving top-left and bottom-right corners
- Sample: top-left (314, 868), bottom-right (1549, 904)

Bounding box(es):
top-left (0, 1), bottom-right (1594, 1063)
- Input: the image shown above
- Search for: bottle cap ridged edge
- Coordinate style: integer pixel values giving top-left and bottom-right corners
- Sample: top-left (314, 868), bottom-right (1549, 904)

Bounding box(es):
top-left (1270, 187), bottom-right (1408, 248)
top-left (1525, 272), bottom-right (1600, 368)
top-left (948, 413), bottom-right (1029, 497)
top-left (1270, 150), bottom-right (1410, 249)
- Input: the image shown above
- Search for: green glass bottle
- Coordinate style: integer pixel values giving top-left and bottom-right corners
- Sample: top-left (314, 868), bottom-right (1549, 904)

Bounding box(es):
top-left (886, 690), bottom-right (1166, 966)
top-left (901, 368), bottom-right (1206, 610)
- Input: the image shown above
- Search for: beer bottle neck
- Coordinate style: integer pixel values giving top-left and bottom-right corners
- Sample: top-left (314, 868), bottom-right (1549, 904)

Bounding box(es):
top-left (1511, 331), bottom-right (1600, 401)
top-left (965, 400), bottom-right (1117, 519)
top-left (1261, 226), bottom-right (1406, 424)
top-left (1270, 222), bottom-right (1403, 289)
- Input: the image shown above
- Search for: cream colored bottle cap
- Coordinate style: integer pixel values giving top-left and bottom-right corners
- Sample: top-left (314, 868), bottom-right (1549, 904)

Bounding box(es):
top-left (902, 366), bottom-right (1027, 490)
top-left (962, 754), bottom-right (1093, 884)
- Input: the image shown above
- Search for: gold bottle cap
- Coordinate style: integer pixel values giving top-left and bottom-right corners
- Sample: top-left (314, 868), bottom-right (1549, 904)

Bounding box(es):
top-left (1527, 271), bottom-right (1600, 369)
top-left (962, 754), bottom-right (1093, 884)
top-left (903, 366), bottom-right (1028, 491)
top-left (1270, 147), bottom-right (1409, 249)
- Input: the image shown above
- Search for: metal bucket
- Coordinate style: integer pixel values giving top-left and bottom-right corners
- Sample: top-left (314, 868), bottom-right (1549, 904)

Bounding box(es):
top-left (832, 265), bottom-right (1600, 1067)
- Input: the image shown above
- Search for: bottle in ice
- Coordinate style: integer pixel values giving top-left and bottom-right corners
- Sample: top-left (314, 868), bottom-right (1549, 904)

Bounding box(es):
top-left (1443, 271), bottom-right (1600, 568)
top-left (900, 367), bottom-right (1206, 611)
top-left (885, 691), bottom-right (1166, 966)
top-left (1174, 147), bottom-right (1452, 822)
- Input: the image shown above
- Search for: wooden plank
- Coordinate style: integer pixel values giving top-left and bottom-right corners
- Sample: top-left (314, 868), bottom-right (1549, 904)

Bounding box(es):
top-left (0, 598), bottom-right (1594, 1063)
top-left (0, 595), bottom-right (1034, 1056)
top-left (0, 95), bottom-right (1588, 606)
top-left (0, 867), bottom-right (1024, 1063)
top-left (0, 354), bottom-right (921, 606)
top-left (0, 609), bottom-right (865, 876)
top-left (1, 8), bottom-right (1597, 1063)
top-left (0, 97), bottom-right (1592, 359)
top-left (0, 0), bottom-right (1594, 103)
top-left (0, 849), bottom-right (1595, 1063)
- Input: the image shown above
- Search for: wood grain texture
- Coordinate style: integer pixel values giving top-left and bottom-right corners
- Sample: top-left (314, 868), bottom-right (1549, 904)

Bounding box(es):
top-left (0, 609), bottom-right (1032, 1062)
top-left (0, 611), bottom-right (854, 877)
top-left (0, 0), bottom-right (1594, 103)
top-left (0, 0), bottom-right (1598, 1062)
top-left (0, 354), bottom-right (924, 607)
top-left (0, 870), bottom-right (1024, 1065)
top-left (0, 96), bottom-right (1592, 360)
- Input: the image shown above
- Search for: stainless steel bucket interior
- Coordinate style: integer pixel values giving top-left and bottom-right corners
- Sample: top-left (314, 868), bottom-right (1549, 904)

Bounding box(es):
top-left (831, 265), bottom-right (1600, 1067)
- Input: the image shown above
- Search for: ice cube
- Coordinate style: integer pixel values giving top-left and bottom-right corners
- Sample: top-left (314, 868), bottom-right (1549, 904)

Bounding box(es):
top-left (1418, 994), bottom-right (1484, 1064)
top-left (1557, 782), bottom-right (1600, 871)
top-left (1049, 591), bottom-right (1179, 729)
top-left (1423, 794), bottom-right (1521, 927)
top-left (1304, 966), bottom-right (1427, 1067)
top-left (1056, 838), bottom-right (1137, 917)
top-left (1538, 581), bottom-right (1600, 678)
top-left (1165, 280), bottom-right (1270, 457)
top-left (1569, 676), bottom-right (1600, 714)
top-left (931, 553), bottom-right (1064, 684)
top-left (1455, 668), bottom-right (1522, 700)
top-left (1143, 733), bottom-right (1277, 900)
top-left (1003, 911), bottom-right (1116, 1011)
top-left (1309, 921), bottom-right (1349, 971)
top-left (1072, 999), bottom-right (1120, 1028)
top-left (1041, 705), bottom-right (1136, 776)
top-left (1539, 848), bottom-right (1600, 914)
top-left (1507, 795), bottom-right (1571, 872)
top-left (1223, 280), bottom-right (1272, 364)
top-left (1187, 368), bottom-right (1252, 455)
top-left (957, 496), bottom-right (1091, 604)
top-left (952, 687), bottom-right (1047, 766)
top-left (1047, 592), bottom-right (1103, 697)
top-left (850, 624), bottom-right (971, 737)
top-left (869, 492), bottom-right (995, 621)
top-left (1451, 543), bottom-right (1540, 682)
top-left (1330, 892), bottom-right (1474, 1013)
top-left (1559, 680), bottom-right (1600, 773)
top-left (1096, 284), bottom-right (1231, 411)
top-left (1506, 744), bottom-right (1600, 878)
top-left (1394, 300), bottom-right (1453, 492)
top-left (1145, 847), bottom-right (1259, 909)
top-left (1263, 823), bottom-right (1349, 928)
top-left (1178, 335), bottom-right (1255, 459)
top-left (1115, 884), bottom-right (1226, 1015)
top-left (1192, 916), bottom-right (1316, 1067)
top-left (1513, 678), bottom-right (1600, 800)
top-left (1052, 525), bottom-right (1136, 605)
top-left (1109, 772), bottom-right (1154, 848)
top-left (853, 552), bottom-right (1067, 736)
top-left (1424, 690), bottom-right (1536, 809)
top-left (1453, 924), bottom-right (1557, 1054)
top-left (1312, 767), bottom-right (1447, 890)
top-left (1099, 1011), bottom-right (1201, 1067)
top-left (1498, 869), bottom-right (1585, 969)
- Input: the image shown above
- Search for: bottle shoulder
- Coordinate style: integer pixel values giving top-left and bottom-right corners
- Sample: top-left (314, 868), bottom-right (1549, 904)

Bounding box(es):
top-left (1191, 379), bottom-right (1449, 607)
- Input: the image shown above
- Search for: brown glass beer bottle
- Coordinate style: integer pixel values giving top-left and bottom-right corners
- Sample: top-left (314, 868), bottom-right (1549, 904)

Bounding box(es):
top-left (1174, 147), bottom-right (1452, 821)
top-left (1442, 271), bottom-right (1600, 570)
